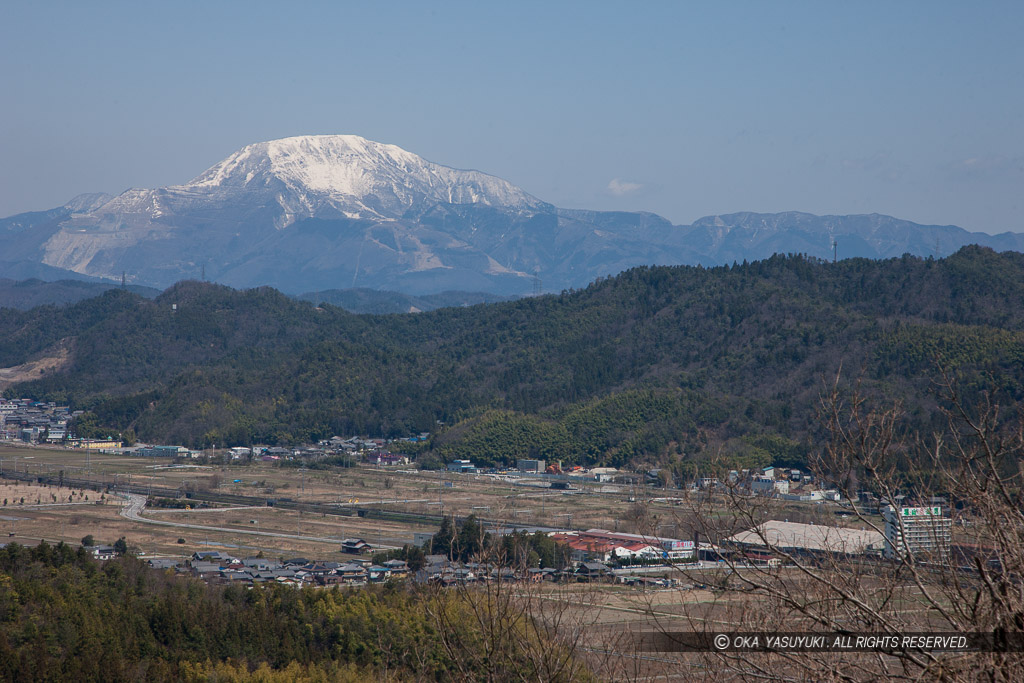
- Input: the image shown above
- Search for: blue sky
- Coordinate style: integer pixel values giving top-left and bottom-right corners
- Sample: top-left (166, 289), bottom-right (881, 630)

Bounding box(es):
top-left (2, 1), bottom-right (1022, 233)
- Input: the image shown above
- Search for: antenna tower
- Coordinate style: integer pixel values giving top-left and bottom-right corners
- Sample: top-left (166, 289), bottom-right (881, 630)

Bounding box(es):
top-left (532, 267), bottom-right (542, 297)
top-left (832, 240), bottom-right (838, 263)
top-left (121, 271), bottom-right (126, 289)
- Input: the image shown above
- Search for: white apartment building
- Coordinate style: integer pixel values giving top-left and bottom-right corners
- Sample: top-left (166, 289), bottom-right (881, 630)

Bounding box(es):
top-left (883, 505), bottom-right (952, 559)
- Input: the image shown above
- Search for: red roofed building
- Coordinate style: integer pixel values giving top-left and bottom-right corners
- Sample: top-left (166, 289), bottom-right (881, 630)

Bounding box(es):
top-left (551, 531), bottom-right (663, 563)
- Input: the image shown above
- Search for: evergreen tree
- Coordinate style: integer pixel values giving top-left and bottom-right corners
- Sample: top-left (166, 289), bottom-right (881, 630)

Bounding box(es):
top-left (431, 515), bottom-right (455, 558)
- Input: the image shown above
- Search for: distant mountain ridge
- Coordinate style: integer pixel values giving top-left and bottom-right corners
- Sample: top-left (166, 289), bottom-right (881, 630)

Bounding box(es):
top-left (2, 135), bottom-right (1022, 295)
top-left (0, 278), bottom-right (159, 310)
top-left (0, 276), bottom-right (504, 315)
top-left (685, 212), bottom-right (1024, 261)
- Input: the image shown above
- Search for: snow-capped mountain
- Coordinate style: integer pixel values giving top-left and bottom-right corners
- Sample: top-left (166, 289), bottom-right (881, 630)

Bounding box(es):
top-left (2, 135), bottom-right (1023, 295)
top-left (15, 135), bottom-right (562, 292)
top-left (85, 135), bottom-right (545, 230)
top-left (186, 135), bottom-right (546, 221)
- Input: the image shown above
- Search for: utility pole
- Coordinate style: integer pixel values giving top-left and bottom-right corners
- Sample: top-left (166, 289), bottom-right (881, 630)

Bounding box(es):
top-left (557, 512), bottom-right (573, 531)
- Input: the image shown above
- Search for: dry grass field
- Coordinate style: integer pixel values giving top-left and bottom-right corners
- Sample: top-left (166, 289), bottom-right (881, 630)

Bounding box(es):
top-left (0, 442), bottom-right (876, 562)
top-left (0, 442), bottom-right (657, 560)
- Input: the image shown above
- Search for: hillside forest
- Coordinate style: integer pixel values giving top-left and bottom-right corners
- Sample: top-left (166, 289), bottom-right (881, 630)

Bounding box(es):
top-left (0, 542), bottom-right (584, 681)
top-left (2, 247), bottom-right (1023, 475)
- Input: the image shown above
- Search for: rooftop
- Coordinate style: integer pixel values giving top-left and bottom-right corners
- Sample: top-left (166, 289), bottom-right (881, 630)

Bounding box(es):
top-left (727, 520), bottom-right (884, 554)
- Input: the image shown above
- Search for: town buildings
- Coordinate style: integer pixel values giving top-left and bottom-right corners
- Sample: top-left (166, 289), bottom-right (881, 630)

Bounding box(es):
top-left (549, 529), bottom-right (695, 563)
top-left (0, 399), bottom-right (75, 443)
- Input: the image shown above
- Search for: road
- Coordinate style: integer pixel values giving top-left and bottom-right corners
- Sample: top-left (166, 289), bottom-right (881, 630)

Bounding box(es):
top-left (118, 494), bottom-right (398, 549)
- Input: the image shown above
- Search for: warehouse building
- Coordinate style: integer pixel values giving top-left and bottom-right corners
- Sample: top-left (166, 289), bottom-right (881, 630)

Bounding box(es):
top-left (727, 520), bottom-right (885, 557)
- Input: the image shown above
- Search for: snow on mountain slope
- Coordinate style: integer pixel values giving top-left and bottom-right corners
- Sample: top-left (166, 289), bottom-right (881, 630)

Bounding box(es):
top-left (63, 192), bottom-right (114, 213)
top-left (183, 135), bottom-right (546, 220)
top-left (36, 135), bottom-right (552, 283)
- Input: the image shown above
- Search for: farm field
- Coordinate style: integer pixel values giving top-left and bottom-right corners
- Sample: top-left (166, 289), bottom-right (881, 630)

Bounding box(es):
top-left (0, 443), bottom-right (649, 559)
top-left (0, 443), bottom-right (878, 562)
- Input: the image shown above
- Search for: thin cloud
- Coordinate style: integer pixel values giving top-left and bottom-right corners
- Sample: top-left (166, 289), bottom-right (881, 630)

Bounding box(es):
top-left (949, 155), bottom-right (1024, 180)
top-left (607, 178), bottom-right (643, 196)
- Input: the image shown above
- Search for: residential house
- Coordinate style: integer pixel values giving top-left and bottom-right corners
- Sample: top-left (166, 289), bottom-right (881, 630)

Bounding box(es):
top-left (367, 565), bottom-right (390, 583)
top-left (90, 545), bottom-right (117, 561)
top-left (147, 558), bottom-right (181, 570)
top-left (382, 559), bottom-right (409, 577)
top-left (191, 550), bottom-right (234, 566)
top-left (337, 563), bottom-right (368, 583)
top-left (341, 538), bottom-right (370, 554)
top-left (190, 562), bottom-right (223, 578)
top-left (575, 562), bottom-right (612, 582)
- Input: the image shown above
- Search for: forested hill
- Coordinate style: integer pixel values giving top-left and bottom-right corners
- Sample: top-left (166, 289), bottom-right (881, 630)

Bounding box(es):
top-left (0, 543), bottom-right (576, 681)
top-left (296, 288), bottom-right (513, 314)
top-left (3, 246), bottom-right (1023, 469)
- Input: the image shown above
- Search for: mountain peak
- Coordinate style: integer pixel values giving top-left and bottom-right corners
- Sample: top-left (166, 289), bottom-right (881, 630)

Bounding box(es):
top-left (186, 135), bottom-right (409, 189)
top-left (183, 134), bottom-right (544, 217)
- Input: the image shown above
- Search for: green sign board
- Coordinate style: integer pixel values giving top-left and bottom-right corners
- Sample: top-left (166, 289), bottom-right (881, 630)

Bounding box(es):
top-left (901, 506), bottom-right (941, 517)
